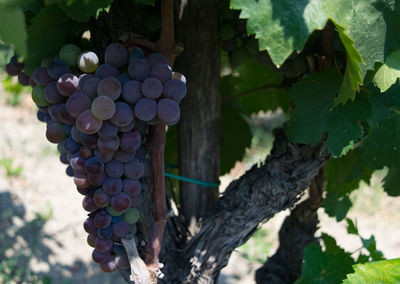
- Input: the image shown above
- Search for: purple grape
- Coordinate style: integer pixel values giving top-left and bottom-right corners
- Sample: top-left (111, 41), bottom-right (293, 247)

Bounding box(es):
top-left (94, 148), bottom-right (114, 163)
top-left (157, 98), bottom-right (181, 125)
top-left (82, 77), bottom-right (101, 100)
top-left (129, 46), bottom-right (144, 61)
top-left (163, 79), bottom-right (187, 102)
top-left (98, 121), bottom-right (118, 139)
top-left (32, 67), bottom-right (52, 86)
top-left (78, 73), bottom-right (94, 92)
top-left (87, 234), bottom-right (96, 248)
top-left (79, 147), bottom-right (92, 159)
top-left (115, 253), bottom-right (130, 270)
top-left (124, 159), bottom-right (144, 179)
top-left (100, 260), bottom-right (117, 272)
top-left (112, 243), bottom-right (125, 254)
top-left (95, 64), bottom-right (119, 79)
top-left (76, 110), bottom-right (103, 134)
top-left (84, 157), bottom-right (104, 175)
top-left (74, 176), bottom-right (90, 189)
top-left (47, 59), bottom-right (70, 79)
top-left (114, 149), bottom-right (136, 163)
top-left (71, 126), bottom-right (82, 143)
top-left (77, 186), bottom-right (91, 195)
top-left (94, 210), bottom-right (112, 228)
top-left (66, 91), bottom-right (91, 118)
top-left (141, 77), bottom-right (163, 99)
top-left (105, 160), bottom-right (124, 178)
top-left (65, 136), bottom-right (81, 155)
top-left (136, 145), bottom-right (147, 160)
top-left (58, 104), bottom-right (75, 125)
top-left (105, 43), bottom-right (128, 68)
top-left (134, 98), bottom-right (157, 121)
top-left (18, 71), bottom-right (30, 86)
top-left (95, 237), bottom-right (113, 253)
top-left (112, 220), bottom-right (129, 237)
top-left (122, 80), bottom-right (142, 104)
top-left (172, 71), bottom-right (187, 83)
top-left (70, 154), bottom-right (86, 170)
top-left (93, 189), bottom-right (111, 208)
top-left (91, 96), bottom-right (116, 120)
top-left (97, 77), bottom-right (121, 100)
top-left (84, 218), bottom-right (97, 234)
top-left (88, 172), bottom-right (106, 187)
top-left (82, 196), bottom-right (98, 212)
top-left (128, 59), bottom-right (150, 81)
top-left (98, 136), bottom-right (120, 153)
top-left (123, 179), bottom-right (142, 196)
top-left (92, 249), bottom-right (111, 263)
top-left (118, 120), bottom-right (136, 133)
top-left (80, 133), bottom-right (98, 148)
top-left (102, 178), bottom-right (122, 196)
top-left (60, 152), bottom-right (69, 164)
top-left (46, 121), bottom-right (67, 143)
top-left (119, 131), bottom-right (141, 152)
top-left (146, 53), bottom-right (168, 67)
top-left (64, 124), bottom-right (72, 136)
top-left (150, 64), bottom-right (172, 83)
top-left (44, 81), bottom-right (65, 104)
top-left (97, 226), bottom-right (113, 239)
top-left (110, 102), bottom-right (134, 127)
top-left (111, 192), bottom-right (131, 213)
top-left (57, 73), bottom-right (79, 96)
top-left (66, 166), bottom-right (74, 177)
top-left (112, 215), bottom-right (123, 223)
top-left (5, 63), bottom-right (21, 76)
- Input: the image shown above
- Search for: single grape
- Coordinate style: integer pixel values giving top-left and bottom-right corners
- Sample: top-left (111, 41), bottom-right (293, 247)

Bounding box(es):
top-left (124, 208), bottom-right (140, 224)
top-left (122, 80), bottom-right (142, 104)
top-left (87, 234), bottom-right (96, 248)
top-left (82, 77), bottom-right (101, 100)
top-left (118, 119), bottom-right (136, 133)
top-left (95, 237), bottom-right (113, 253)
top-left (57, 73), bottom-right (79, 96)
top-left (80, 133), bottom-right (99, 148)
top-left (98, 136), bottom-right (120, 153)
top-left (105, 160), bottom-right (124, 178)
top-left (141, 77), bottom-right (163, 99)
top-left (77, 185), bottom-right (92, 196)
top-left (57, 104), bottom-right (75, 125)
top-left (111, 192), bottom-right (132, 213)
top-left (76, 110), bottom-right (103, 135)
top-left (32, 85), bottom-right (48, 107)
top-left (74, 176), bottom-right (90, 188)
top-left (29, 77), bottom-right (37, 88)
top-left (18, 71), bottom-right (30, 86)
top-left (157, 98), bottom-right (181, 125)
top-left (119, 131), bottom-right (141, 152)
top-left (110, 102), bottom-right (134, 127)
top-left (164, 79), bottom-right (187, 102)
top-left (65, 136), bottom-right (81, 155)
top-left (66, 91), bottom-right (91, 118)
top-left (88, 172), bottom-right (106, 187)
top-left (129, 46), bottom-right (145, 61)
top-left (91, 96), bottom-right (116, 120)
top-left (112, 220), bottom-right (129, 237)
top-left (47, 59), bottom-right (70, 79)
top-left (146, 53), bottom-right (168, 67)
top-left (98, 121), bottom-right (118, 139)
top-left (44, 81), bottom-right (65, 104)
top-left (97, 226), bottom-right (113, 239)
top-left (115, 253), bottom-right (130, 270)
top-left (84, 217), bottom-right (97, 234)
top-left (134, 98), bottom-right (157, 121)
top-left (124, 159), bottom-right (144, 179)
top-left (106, 206), bottom-right (123, 217)
top-left (92, 249), bottom-right (111, 263)
top-left (48, 104), bottom-right (62, 122)
top-left (105, 43), bottom-right (128, 68)
top-left (93, 148), bottom-right (114, 163)
top-left (112, 243), bottom-right (125, 254)
top-left (128, 59), bottom-right (150, 81)
top-left (60, 44), bottom-right (82, 67)
top-left (114, 149), bottom-right (136, 163)
top-left (82, 196), bottom-right (98, 212)
top-left (102, 178), bottom-right (122, 196)
top-left (59, 152), bottom-right (69, 164)
top-left (78, 51), bottom-right (99, 73)
top-left (37, 110), bottom-right (51, 123)
top-left (123, 179), bottom-right (142, 197)
top-left (111, 215), bottom-right (123, 224)
top-left (97, 77), bottom-right (121, 100)
top-left (150, 64), bottom-right (172, 83)
top-left (84, 157), bottom-right (104, 175)
top-left (93, 189), bottom-right (111, 208)
top-left (95, 64), bottom-right (119, 79)
top-left (117, 73), bottom-right (130, 86)
top-left (78, 73), bottom-right (94, 92)
top-left (94, 210), bottom-right (112, 228)
top-left (5, 63), bottom-right (20, 76)
top-left (46, 121), bottom-right (67, 143)
top-left (79, 147), bottom-right (92, 159)
top-left (100, 260), bottom-right (117, 273)
top-left (172, 71), bottom-right (187, 84)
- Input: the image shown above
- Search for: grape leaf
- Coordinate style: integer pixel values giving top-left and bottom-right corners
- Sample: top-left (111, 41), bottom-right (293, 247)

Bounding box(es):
top-left (361, 236), bottom-right (384, 261)
top-left (0, 5), bottom-right (27, 58)
top-left (323, 191), bottom-right (352, 221)
top-left (220, 105), bottom-right (252, 174)
top-left (342, 258), bottom-right (400, 284)
top-left (383, 167), bottom-right (400, 196)
top-left (0, 44), bottom-right (14, 67)
top-left (346, 218), bottom-right (358, 235)
top-left (49, 0), bottom-right (112, 22)
top-left (296, 236), bottom-right (354, 284)
top-left (24, 5), bottom-right (70, 74)
top-left (373, 49), bottom-right (400, 92)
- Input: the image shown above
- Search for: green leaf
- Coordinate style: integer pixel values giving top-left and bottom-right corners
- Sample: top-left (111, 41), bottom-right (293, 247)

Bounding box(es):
top-left (346, 218), bottom-right (358, 235)
top-left (133, 0), bottom-right (154, 6)
top-left (220, 105), bottom-right (252, 174)
top-left (323, 191), bottom-right (352, 221)
top-left (296, 237), bottom-right (354, 284)
top-left (373, 49), bottom-right (400, 92)
top-left (342, 258), bottom-right (400, 284)
top-left (0, 44), bottom-right (14, 67)
top-left (383, 167), bottom-right (400, 196)
top-left (0, 5), bottom-right (27, 58)
top-left (361, 236), bottom-right (384, 261)
top-left (24, 5), bottom-right (70, 74)
top-left (49, 0), bottom-right (112, 22)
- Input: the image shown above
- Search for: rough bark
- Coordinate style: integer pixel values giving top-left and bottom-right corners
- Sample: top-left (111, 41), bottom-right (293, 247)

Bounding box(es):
top-left (175, 0), bottom-right (221, 231)
top-left (255, 167), bottom-right (326, 284)
top-left (158, 131), bottom-right (329, 283)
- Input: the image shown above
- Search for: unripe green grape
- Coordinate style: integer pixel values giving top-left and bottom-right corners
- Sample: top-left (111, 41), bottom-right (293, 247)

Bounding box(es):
top-left (123, 208), bottom-right (140, 224)
top-left (77, 51), bottom-right (99, 73)
top-left (60, 44), bottom-right (82, 67)
top-left (32, 85), bottom-right (48, 106)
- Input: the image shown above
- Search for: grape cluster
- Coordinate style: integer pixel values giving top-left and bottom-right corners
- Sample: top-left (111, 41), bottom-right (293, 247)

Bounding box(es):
top-left (8, 42), bottom-right (186, 273)
top-left (5, 56), bottom-right (32, 86)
